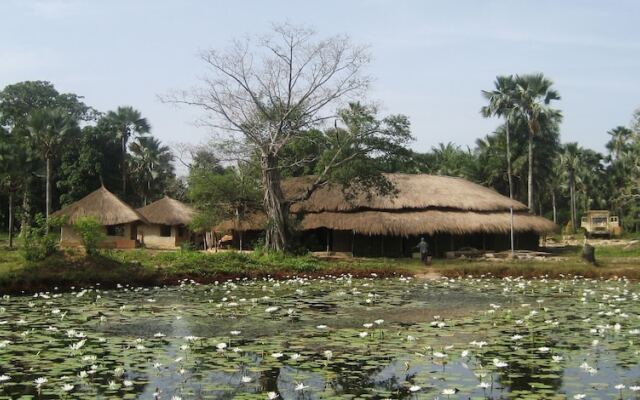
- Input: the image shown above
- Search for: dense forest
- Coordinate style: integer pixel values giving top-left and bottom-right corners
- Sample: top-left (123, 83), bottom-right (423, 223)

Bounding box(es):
top-left (0, 81), bottom-right (184, 245)
top-left (1, 78), bottom-right (639, 242)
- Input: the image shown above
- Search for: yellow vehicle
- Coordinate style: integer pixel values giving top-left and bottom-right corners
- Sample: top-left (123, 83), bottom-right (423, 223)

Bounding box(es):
top-left (580, 210), bottom-right (621, 238)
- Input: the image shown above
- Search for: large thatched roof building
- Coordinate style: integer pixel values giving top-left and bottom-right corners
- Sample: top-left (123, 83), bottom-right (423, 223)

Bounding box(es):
top-left (221, 174), bottom-right (557, 257)
top-left (137, 196), bottom-right (195, 249)
top-left (53, 186), bottom-right (147, 249)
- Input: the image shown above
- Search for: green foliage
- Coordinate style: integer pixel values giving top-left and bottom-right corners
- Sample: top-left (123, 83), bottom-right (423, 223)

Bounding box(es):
top-left (188, 159), bottom-right (261, 231)
top-left (57, 125), bottom-right (122, 205)
top-left (128, 135), bottom-right (175, 205)
top-left (73, 216), bottom-right (105, 255)
top-left (20, 214), bottom-right (64, 261)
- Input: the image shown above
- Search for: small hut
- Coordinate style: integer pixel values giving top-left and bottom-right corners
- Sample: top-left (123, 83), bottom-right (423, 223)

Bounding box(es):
top-left (53, 186), bottom-right (147, 249)
top-left (214, 211), bottom-right (267, 250)
top-left (220, 174), bottom-right (558, 257)
top-left (136, 196), bottom-right (195, 249)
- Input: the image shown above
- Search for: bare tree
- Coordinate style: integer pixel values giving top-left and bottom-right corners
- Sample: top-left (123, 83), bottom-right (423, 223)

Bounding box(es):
top-left (164, 23), bottom-right (373, 251)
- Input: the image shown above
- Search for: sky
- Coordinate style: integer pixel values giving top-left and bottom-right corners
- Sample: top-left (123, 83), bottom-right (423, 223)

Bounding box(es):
top-left (1, 0), bottom-right (639, 164)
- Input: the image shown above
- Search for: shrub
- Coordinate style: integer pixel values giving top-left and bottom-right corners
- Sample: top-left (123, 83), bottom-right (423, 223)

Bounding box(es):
top-left (74, 217), bottom-right (105, 256)
top-left (21, 214), bottom-right (64, 261)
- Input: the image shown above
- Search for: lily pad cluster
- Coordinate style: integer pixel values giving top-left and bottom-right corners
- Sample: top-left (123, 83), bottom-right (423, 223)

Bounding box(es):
top-left (0, 274), bottom-right (639, 399)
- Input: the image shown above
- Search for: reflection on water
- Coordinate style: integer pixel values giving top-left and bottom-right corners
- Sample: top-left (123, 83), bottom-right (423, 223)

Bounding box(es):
top-left (0, 276), bottom-right (639, 398)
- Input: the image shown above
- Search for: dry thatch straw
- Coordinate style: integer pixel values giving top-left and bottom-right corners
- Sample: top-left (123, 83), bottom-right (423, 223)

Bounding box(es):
top-left (284, 173), bottom-right (528, 213)
top-left (52, 186), bottom-right (147, 225)
top-left (216, 173), bottom-right (557, 235)
top-left (137, 196), bottom-right (195, 226)
top-left (301, 210), bottom-right (558, 236)
top-left (214, 212), bottom-right (267, 232)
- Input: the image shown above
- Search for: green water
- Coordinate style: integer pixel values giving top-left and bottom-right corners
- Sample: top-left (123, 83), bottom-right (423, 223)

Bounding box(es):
top-left (0, 275), bottom-right (639, 399)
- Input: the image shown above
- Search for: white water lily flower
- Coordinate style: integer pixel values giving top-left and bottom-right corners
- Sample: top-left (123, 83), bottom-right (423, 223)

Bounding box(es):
top-left (294, 383), bottom-right (307, 391)
top-left (78, 371), bottom-right (88, 379)
top-left (573, 395), bottom-right (586, 400)
top-left (433, 352), bottom-right (447, 358)
top-left (271, 352), bottom-right (283, 359)
top-left (216, 343), bottom-right (227, 351)
top-left (323, 350), bottom-right (333, 360)
top-left (478, 382), bottom-right (490, 388)
top-left (267, 392), bottom-right (279, 399)
top-left (265, 306), bottom-right (279, 313)
top-left (374, 319), bottom-right (384, 325)
top-left (123, 380), bottom-right (133, 387)
top-left (241, 376), bottom-right (252, 383)
top-left (407, 335), bottom-right (416, 341)
top-left (461, 350), bottom-right (469, 357)
top-left (230, 330), bottom-right (241, 336)
top-left (316, 325), bottom-right (328, 330)
top-left (61, 383), bottom-right (74, 392)
top-left (442, 388), bottom-right (455, 395)
top-left (409, 385), bottom-right (421, 392)
top-left (363, 323), bottom-right (373, 328)
top-left (153, 332), bottom-right (165, 338)
top-left (538, 347), bottom-right (550, 353)
top-left (291, 353), bottom-right (301, 360)
top-left (630, 386), bottom-right (640, 391)
top-left (493, 358), bottom-right (508, 368)
top-left (34, 377), bottom-right (47, 388)
top-left (552, 355), bottom-right (563, 363)
top-left (359, 332), bottom-right (368, 338)
top-left (615, 384), bottom-right (626, 390)
top-left (70, 339), bottom-right (86, 351)
top-left (171, 396), bottom-right (182, 400)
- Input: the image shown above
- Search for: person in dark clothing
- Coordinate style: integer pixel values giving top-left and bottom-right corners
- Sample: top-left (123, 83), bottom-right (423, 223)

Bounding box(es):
top-left (416, 237), bottom-right (430, 265)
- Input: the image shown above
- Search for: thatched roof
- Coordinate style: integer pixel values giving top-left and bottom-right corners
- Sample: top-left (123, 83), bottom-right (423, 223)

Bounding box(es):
top-left (137, 196), bottom-right (195, 226)
top-left (285, 174), bottom-right (527, 213)
top-left (52, 186), bottom-right (147, 225)
top-left (300, 210), bottom-right (558, 236)
top-left (215, 212), bottom-right (267, 232)
top-left (215, 174), bottom-right (557, 235)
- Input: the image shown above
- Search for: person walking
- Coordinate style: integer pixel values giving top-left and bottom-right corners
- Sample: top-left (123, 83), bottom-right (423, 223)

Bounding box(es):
top-left (416, 237), bottom-right (430, 265)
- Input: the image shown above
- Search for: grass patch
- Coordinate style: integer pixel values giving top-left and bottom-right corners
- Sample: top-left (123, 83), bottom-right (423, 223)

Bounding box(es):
top-left (0, 240), bottom-right (639, 294)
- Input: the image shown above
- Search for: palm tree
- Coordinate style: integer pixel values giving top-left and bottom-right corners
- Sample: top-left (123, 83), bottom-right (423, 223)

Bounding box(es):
top-left (606, 126), bottom-right (634, 161)
top-left (26, 108), bottom-right (78, 226)
top-left (513, 73), bottom-right (561, 211)
top-left (128, 136), bottom-right (173, 205)
top-left (481, 75), bottom-right (517, 200)
top-left (0, 129), bottom-right (23, 247)
top-left (102, 106), bottom-right (151, 196)
top-left (560, 143), bottom-right (582, 232)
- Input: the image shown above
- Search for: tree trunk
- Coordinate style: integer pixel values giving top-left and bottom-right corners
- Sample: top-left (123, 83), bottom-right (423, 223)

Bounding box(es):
top-left (20, 179), bottom-right (31, 236)
top-left (505, 122), bottom-right (515, 256)
top-left (552, 191), bottom-right (557, 224)
top-left (262, 153), bottom-right (288, 251)
top-left (45, 156), bottom-right (51, 233)
top-left (8, 190), bottom-right (13, 248)
top-left (570, 179), bottom-right (576, 232)
top-left (527, 131), bottom-right (534, 212)
top-left (505, 122), bottom-right (513, 200)
top-left (122, 135), bottom-right (127, 196)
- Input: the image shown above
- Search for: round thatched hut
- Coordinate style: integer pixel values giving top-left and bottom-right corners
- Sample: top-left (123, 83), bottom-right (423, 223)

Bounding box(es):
top-left (136, 196), bottom-right (196, 249)
top-left (52, 186), bottom-right (147, 249)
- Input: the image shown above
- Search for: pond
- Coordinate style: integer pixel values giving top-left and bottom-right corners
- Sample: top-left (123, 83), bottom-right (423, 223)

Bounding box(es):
top-left (0, 274), bottom-right (639, 399)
